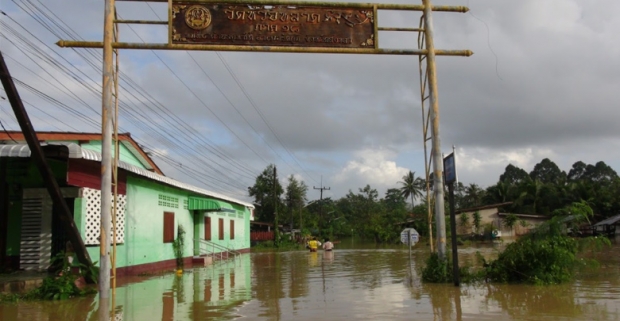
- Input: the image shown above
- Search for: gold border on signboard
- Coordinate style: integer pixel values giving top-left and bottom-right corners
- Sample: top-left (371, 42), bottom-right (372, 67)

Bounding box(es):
top-left (168, 0), bottom-right (172, 45)
top-left (169, 1), bottom-right (377, 49)
top-left (373, 4), bottom-right (378, 49)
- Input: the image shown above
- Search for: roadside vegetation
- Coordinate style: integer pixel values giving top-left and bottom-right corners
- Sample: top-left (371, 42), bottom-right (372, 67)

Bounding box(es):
top-left (248, 159), bottom-right (620, 247)
top-left (0, 253), bottom-right (97, 302)
top-left (422, 201), bottom-right (610, 285)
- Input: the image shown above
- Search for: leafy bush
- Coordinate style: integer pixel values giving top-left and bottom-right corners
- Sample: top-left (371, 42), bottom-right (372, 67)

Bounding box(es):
top-left (423, 202), bottom-right (610, 285)
top-left (422, 253), bottom-right (477, 283)
top-left (172, 225), bottom-right (186, 270)
top-left (1, 253), bottom-right (96, 302)
top-left (481, 207), bottom-right (610, 285)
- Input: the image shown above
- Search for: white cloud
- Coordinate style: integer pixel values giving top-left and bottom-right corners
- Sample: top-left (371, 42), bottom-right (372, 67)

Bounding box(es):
top-left (333, 149), bottom-right (409, 195)
top-left (455, 146), bottom-right (556, 186)
top-left (3, 0), bottom-right (620, 200)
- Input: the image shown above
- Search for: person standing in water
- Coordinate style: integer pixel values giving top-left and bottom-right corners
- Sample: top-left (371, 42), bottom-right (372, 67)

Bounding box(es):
top-left (307, 237), bottom-right (321, 252)
top-left (322, 238), bottom-right (334, 251)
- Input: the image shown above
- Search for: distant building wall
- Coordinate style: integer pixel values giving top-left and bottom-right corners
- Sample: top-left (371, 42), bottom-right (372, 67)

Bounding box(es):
top-left (456, 207), bottom-right (548, 236)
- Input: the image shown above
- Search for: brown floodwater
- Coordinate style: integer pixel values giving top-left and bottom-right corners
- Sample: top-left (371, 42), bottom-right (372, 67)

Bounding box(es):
top-left (2, 237), bottom-right (620, 321)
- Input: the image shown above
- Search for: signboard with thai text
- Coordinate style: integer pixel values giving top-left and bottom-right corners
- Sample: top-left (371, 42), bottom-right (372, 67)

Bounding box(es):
top-left (400, 228), bottom-right (419, 246)
top-left (443, 152), bottom-right (456, 184)
top-left (170, 2), bottom-right (376, 48)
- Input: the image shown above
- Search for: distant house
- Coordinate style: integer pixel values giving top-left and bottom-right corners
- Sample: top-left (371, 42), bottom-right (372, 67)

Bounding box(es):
top-left (0, 131), bottom-right (254, 275)
top-left (456, 202), bottom-right (548, 236)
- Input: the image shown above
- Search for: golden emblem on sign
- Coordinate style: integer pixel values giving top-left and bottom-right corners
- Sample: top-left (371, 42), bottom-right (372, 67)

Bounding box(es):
top-left (185, 5), bottom-right (212, 30)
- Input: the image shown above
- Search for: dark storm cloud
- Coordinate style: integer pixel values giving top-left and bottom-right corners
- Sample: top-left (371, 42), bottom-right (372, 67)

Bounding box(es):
top-left (3, 0), bottom-right (620, 197)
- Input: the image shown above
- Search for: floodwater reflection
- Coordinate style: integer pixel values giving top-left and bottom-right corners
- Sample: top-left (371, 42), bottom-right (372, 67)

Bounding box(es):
top-left (1, 240), bottom-right (620, 320)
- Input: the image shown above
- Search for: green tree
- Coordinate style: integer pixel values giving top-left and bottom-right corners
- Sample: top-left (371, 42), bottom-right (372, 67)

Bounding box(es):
top-left (484, 181), bottom-right (511, 205)
top-left (384, 188), bottom-right (408, 213)
top-left (284, 175), bottom-right (308, 230)
top-left (248, 164), bottom-right (284, 223)
top-left (567, 161), bottom-right (588, 182)
top-left (529, 158), bottom-right (566, 185)
top-left (472, 211), bottom-right (482, 234)
top-left (503, 214), bottom-right (518, 236)
top-left (515, 178), bottom-right (544, 214)
top-left (518, 219), bottom-right (529, 235)
top-left (398, 171), bottom-right (424, 210)
top-left (399, 171), bottom-right (426, 209)
top-left (458, 212), bottom-right (470, 235)
top-left (464, 183), bottom-right (485, 208)
top-left (499, 164), bottom-right (529, 185)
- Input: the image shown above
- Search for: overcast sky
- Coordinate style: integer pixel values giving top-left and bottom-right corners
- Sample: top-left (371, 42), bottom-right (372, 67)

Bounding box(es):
top-left (1, 0), bottom-right (619, 203)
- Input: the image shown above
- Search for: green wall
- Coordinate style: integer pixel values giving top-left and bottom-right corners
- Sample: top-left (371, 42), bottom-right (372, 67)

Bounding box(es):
top-left (77, 175), bottom-right (251, 269)
top-left (2, 155), bottom-right (251, 271)
top-left (79, 141), bottom-right (146, 169)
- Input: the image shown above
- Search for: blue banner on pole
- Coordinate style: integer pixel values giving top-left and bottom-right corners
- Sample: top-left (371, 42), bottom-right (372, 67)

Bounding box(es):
top-left (444, 152), bottom-right (456, 184)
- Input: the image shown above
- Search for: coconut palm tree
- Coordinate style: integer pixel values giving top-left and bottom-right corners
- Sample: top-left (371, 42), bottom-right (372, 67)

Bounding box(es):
top-left (399, 171), bottom-right (424, 209)
top-left (464, 183), bottom-right (485, 207)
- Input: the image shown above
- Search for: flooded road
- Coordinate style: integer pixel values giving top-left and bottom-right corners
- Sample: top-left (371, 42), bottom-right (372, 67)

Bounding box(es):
top-left (2, 238), bottom-right (620, 320)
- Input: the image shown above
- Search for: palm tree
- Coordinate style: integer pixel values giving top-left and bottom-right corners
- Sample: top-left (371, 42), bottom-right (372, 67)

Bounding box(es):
top-left (516, 178), bottom-right (543, 214)
top-left (399, 171), bottom-right (424, 209)
top-left (465, 183), bottom-right (485, 207)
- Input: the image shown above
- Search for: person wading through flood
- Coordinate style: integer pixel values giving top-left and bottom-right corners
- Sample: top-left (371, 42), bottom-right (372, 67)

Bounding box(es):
top-left (307, 237), bottom-right (321, 252)
top-left (322, 238), bottom-right (334, 251)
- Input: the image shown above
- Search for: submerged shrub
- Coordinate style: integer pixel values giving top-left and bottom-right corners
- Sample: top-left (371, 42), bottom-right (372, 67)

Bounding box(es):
top-left (422, 202), bottom-right (610, 285)
top-left (422, 252), bottom-right (477, 283)
top-left (482, 235), bottom-right (578, 284)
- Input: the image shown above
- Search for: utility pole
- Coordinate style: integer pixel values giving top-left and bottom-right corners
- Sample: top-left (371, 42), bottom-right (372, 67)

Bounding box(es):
top-left (423, 0), bottom-right (447, 259)
top-left (273, 165), bottom-right (279, 246)
top-left (313, 177), bottom-right (330, 223)
top-left (100, 0), bottom-right (115, 300)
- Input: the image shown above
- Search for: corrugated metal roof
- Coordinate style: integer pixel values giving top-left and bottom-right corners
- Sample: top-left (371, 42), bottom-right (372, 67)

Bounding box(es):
top-left (0, 143), bottom-right (254, 209)
top-left (188, 197), bottom-right (236, 212)
top-left (0, 144), bottom-right (32, 157)
top-left (592, 214), bottom-right (620, 227)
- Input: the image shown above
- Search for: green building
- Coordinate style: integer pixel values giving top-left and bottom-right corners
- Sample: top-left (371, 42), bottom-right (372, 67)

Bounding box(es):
top-left (0, 131), bottom-right (254, 275)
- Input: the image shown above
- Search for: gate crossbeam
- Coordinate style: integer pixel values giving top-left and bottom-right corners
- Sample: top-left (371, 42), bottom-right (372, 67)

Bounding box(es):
top-left (56, 41), bottom-right (472, 56)
top-left (116, 0), bottom-right (468, 13)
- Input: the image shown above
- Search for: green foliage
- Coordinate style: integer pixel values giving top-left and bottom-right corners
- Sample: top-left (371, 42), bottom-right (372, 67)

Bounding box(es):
top-left (482, 160), bottom-right (620, 217)
top-left (463, 183), bottom-right (486, 208)
top-left (483, 235), bottom-right (578, 284)
top-left (1, 253), bottom-right (95, 302)
top-left (172, 225), bottom-right (185, 269)
top-left (78, 261), bottom-right (99, 285)
top-left (248, 164), bottom-right (284, 223)
top-left (36, 273), bottom-right (79, 300)
top-left (422, 202), bottom-right (610, 285)
top-left (398, 171), bottom-right (425, 209)
top-left (284, 175), bottom-right (308, 231)
top-left (458, 212), bottom-right (470, 234)
top-left (503, 214), bottom-right (518, 235)
top-left (472, 211), bottom-right (482, 234)
top-left (421, 253), bottom-right (476, 283)
top-left (481, 205), bottom-right (610, 285)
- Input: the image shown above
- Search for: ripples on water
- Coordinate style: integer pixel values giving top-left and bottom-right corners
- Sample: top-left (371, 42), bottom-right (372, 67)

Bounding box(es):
top-left (1, 239), bottom-right (620, 321)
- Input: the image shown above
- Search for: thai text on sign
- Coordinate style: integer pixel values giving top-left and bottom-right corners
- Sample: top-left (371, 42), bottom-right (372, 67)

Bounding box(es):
top-left (171, 2), bottom-right (376, 48)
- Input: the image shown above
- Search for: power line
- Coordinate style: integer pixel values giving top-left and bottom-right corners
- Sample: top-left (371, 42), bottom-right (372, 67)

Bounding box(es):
top-left (2, 3), bottom-right (260, 195)
top-left (144, 2), bottom-right (319, 185)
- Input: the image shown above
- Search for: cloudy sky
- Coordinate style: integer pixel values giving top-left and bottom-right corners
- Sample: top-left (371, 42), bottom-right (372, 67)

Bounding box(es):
top-left (1, 0), bottom-right (619, 202)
